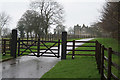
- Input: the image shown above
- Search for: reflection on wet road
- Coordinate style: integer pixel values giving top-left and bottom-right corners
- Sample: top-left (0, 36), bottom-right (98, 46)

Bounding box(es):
top-left (1, 56), bottom-right (60, 79)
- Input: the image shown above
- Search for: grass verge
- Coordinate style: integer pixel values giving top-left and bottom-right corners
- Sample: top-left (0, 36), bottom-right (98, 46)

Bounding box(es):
top-left (40, 38), bottom-right (119, 79)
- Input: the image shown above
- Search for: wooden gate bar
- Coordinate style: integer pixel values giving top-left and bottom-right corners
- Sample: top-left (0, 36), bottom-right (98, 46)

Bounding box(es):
top-left (40, 41), bottom-right (57, 57)
top-left (20, 41), bottom-right (37, 55)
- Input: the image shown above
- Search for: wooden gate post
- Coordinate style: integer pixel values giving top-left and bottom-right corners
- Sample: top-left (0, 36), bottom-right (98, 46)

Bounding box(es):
top-left (10, 29), bottom-right (17, 58)
top-left (37, 38), bottom-right (40, 57)
top-left (61, 31), bottom-right (67, 60)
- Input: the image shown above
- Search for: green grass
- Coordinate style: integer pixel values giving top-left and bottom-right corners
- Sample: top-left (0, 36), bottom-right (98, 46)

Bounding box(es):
top-left (93, 38), bottom-right (119, 52)
top-left (41, 56), bottom-right (100, 79)
top-left (40, 38), bottom-right (119, 79)
top-left (40, 38), bottom-right (100, 79)
top-left (92, 38), bottom-right (120, 79)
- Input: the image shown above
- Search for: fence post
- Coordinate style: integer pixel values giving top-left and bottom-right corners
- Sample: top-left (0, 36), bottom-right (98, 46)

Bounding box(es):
top-left (95, 40), bottom-right (102, 73)
top-left (37, 38), bottom-right (40, 57)
top-left (101, 45), bottom-right (104, 80)
top-left (10, 29), bottom-right (17, 58)
top-left (95, 40), bottom-right (99, 68)
top-left (57, 39), bottom-right (60, 58)
top-left (98, 42), bottom-right (102, 73)
top-left (107, 47), bottom-right (112, 80)
top-left (18, 38), bottom-right (20, 56)
top-left (61, 31), bottom-right (67, 60)
top-left (3, 39), bottom-right (6, 56)
top-left (72, 40), bottom-right (75, 59)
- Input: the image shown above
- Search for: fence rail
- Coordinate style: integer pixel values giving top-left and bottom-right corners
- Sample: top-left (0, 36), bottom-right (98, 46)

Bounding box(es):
top-left (95, 42), bottom-right (120, 80)
top-left (0, 38), bottom-right (11, 55)
top-left (66, 40), bottom-right (96, 59)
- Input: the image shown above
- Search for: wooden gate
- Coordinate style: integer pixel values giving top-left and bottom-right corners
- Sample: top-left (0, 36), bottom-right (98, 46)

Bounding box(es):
top-left (17, 38), bottom-right (60, 58)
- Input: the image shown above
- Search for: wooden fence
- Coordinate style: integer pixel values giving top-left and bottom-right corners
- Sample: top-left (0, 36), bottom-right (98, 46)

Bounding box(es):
top-left (17, 38), bottom-right (60, 58)
top-left (1, 30), bottom-right (120, 80)
top-left (95, 41), bottom-right (120, 80)
top-left (19, 34), bottom-right (96, 41)
top-left (0, 39), bottom-right (11, 55)
top-left (66, 40), bottom-right (96, 59)
top-left (61, 31), bottom-right (120, 80)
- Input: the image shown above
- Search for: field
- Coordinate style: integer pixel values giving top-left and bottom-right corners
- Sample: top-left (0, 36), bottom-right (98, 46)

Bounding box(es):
top-left (40, 38), bottom-right (119, 79)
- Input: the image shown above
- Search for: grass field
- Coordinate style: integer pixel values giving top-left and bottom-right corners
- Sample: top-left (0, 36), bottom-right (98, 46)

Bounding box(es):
top-left (41, 56), bottom-right (100, 79)
top-left (40, 38), bottom-right (119, 79)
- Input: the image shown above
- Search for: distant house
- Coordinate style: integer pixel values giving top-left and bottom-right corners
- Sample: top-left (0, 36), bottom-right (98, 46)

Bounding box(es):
top-left (74, 24), bottom-right (91, 36)
top-left (74, 24), bottom-right (81, 35)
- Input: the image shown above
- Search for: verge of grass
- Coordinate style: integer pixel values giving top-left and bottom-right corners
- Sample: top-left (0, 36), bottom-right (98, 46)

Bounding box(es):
top-left (41, 56), bottom-right (100, 79)
top-left (41, 38), bottom-right (119, 79)
top-left (92, 38), bottom-right (120, 78)
top-left (41, 38), bottom-right (100, 79)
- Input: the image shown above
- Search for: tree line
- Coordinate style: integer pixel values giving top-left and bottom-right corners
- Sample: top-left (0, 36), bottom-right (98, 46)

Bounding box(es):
top-left (92, 2), bottom-right (120, 39)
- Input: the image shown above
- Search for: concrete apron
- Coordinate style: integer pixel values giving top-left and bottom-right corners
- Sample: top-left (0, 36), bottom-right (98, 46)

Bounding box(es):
top-left (0, 38), bottom-right (94, 79)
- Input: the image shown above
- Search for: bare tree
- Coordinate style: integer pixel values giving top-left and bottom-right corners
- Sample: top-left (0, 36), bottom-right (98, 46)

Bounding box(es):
top-left (0, 12), bottom-right (10, 36)
top-left (93, 2), bottom-right (119, 38)
top-left (30, 0), bottom-right (64, 34)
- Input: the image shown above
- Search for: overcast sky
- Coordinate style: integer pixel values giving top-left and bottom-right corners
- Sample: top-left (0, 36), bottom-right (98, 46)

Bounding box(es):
top-left (0, 0), bottom-right (106, 31)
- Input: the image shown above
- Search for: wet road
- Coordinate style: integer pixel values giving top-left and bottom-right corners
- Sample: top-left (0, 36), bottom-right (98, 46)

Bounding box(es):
top-left (0, 38), bottom-right (94, 79)
top-left (1, 56), bottom-right (60, 79)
